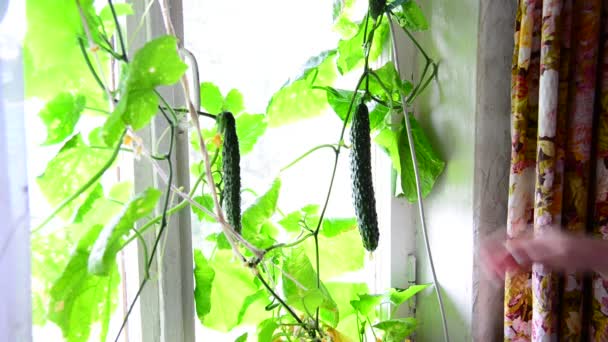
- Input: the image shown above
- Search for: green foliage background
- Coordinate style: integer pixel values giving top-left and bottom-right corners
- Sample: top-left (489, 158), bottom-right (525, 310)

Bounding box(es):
top-left (27, 0), bottom-right (442, 341)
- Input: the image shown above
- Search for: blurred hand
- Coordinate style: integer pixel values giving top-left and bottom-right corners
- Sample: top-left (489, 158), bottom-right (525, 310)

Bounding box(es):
top-left (480, 228), bottom-right (608, 282)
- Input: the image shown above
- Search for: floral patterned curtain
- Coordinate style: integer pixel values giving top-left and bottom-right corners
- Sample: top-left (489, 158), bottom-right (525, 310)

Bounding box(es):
top-left (504, 0), bottom-right (608, 340)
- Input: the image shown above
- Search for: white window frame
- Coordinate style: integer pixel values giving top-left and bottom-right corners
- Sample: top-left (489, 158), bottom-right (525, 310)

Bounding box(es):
top-left (125, 1), bottom-right (195, 342)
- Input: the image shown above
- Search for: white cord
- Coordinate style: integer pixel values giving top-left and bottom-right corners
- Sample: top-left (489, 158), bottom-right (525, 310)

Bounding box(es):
top-left (387, 15), bottom-right (450, 342)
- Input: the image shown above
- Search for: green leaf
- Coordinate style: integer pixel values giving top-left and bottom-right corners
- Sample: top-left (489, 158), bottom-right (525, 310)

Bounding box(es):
top-left (336, 18), bottom-right (389, 75)
top-left (241, 179), bottom-right (281, 248)
top-left (236, 113), bottom-right (268, 155)
top-left (88, 188), bottom-right (162, 275)
top-left (278, 204), bottom-right (319, 233)
top-left (25, 0), bottom-right (105, 102)
top-left (49, 224), bottom-right (120, 342)
top-left (103, 35), bottom-right (187, 143)
top-left (123, 35), bottom-right (187, 127)
top-left (394, 1), bottom-right (429, 31)
top-left (389, 284), bottom-right (430, 306)
top-left (224, 89), bottom-right (245, 114)
top-left (203, 251), bottom-right (262, 331)
top-left (192, 195), bottom-right (215, 222)
top-left (374, 318), bottom-right (418, 342)
top-left (237, 289), bottom-right (268, 325)
top-left (39, 93), bottom-right (86, 145)
top-left (100, 111), bottom-right (126, 146)
top-left (127, 35), bottom-right (187, 89)
top-left (200, 82), bottom-right (224, 114)
top-left (367, 62), bottom-right (414, 102)
top-left (374, 117), bottom-right (445, 202)
top-left (108, 181), bottom-right (133, 202)
top-left (37, 134), bottom-right (113, 218)
top-left (267, 51), bottom-right (337, 127)
top-left (234, 333), bottom-right (248, 342)
top-left (397, 117), bottom-right (445, 201)
top-left (257, 319), bottom-right (279, 342)
top-left (336, 22), bottom-right (365, 74)
top-left (326, 282), bottom-right (369, 340)
top-left (98, 3), bottom-right (133, 34)
top-left (72, 184), bottom-right (104, 223)
top-left (350, 293), bottom-right (383, 316)
top-left (401, 1), bottom-right (429, 31)
top-left (332, 0), bottom-right (359, 37)
top-left (304, 226), bottom-right (364, 279)
top-left (320, 87), bottom-right (387, 130)
top-left (321, 218), bottom-right (357, 237)
top-left (193, 249), bottom-right (215, 323)
top-left (283, 247), bottom-right (339, 326)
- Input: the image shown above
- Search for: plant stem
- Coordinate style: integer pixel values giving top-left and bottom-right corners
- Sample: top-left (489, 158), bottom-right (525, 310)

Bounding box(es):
top-left (256, 273), bottom-right (307, 329)
top-left (119, 158), bottom-right (207, 249)
top-left (77, 38), bottom-right (105, 91)
top-left (164, 106), bottom-right (216, 119)
top-left (279, 144), bottom-right (338, 172)
top-left (367, 317), bottom-right (378, 341)
top-left (264, 233), bottom-right (313, 254)
top-left (33, 130), bottom-right (127, 233)
top-left (108, 0), bottom-right (128, 62)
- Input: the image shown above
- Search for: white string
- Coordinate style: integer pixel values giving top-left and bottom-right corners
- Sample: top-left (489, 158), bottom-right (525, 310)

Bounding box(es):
top-left (387, 15), bottom-right (450, 342)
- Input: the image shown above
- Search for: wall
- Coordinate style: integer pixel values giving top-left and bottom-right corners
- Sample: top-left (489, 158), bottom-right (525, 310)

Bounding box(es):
top-left (392, 0), bottom-right (515, 341)
top-left (0, 1), bottom-right (31, 341)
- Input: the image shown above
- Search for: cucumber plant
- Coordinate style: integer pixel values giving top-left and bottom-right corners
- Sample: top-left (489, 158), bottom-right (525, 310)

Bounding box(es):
top-left (27, 0), bottom-right (444, 341)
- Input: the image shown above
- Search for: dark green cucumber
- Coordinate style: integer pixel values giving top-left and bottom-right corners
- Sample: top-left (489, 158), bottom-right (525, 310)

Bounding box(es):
top-left (219, 112), bottom-right (242, 234)
top-left (369, 0), bottom-right (386, 20)
top-left (350, 102), bottom-right (379, 251)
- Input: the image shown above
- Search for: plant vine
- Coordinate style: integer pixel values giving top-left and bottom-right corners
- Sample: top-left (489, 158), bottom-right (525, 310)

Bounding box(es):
top-left (27, 0), bottom-right (444, 341)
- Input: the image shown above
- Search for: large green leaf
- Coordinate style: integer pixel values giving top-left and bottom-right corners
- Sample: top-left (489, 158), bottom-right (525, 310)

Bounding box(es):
top-left (224, 89), bottom-right (245, 114)
top-left (374, 117), bottom-right (445, 202)
top-left (321, 217), bottom-right (357, 238)
top-left (103, 35), bottom-right (187, 144)
top-left (241, 179), bottom-right (281, 249)
top-left (321, 87), bottom-right (387, 130)
top-left (336, 18), bottom-right (389, 75)
top-left (389, 284), bottom-right (430, 306)
top-left (366, 62), bottom-right (414, 102)
top-left (37, 134), bottom-right (113, 219)
top-left (257, 319), bottom-right (279, 342)
top-left (374, 318), bottom-right (418, 342)
top-left (394, 1), bottom-right (429, 31)
top-left (326, 282), bottom-right (370, 340)
top-left (49, 224), bottom-right (120, 342)
top-left (267, 51), bottom-right (337, 127)
top-left (200, 82), bottom-right (224, 114)
top-left (202, 251), bottom-right (263, 331)
top-left (88, 188), bottom-right (162, 275)
top-left (193, 249), bottom-right (215, 323)
top-left (282, 247), bottom-right (339, 327)
top-left (236, 113), bottom-right (267, 155)
top-left (236, 289), bottom-right (268, 325)
top-left (24, 0), bottom-right (105, 102)
top-left (278, 204), bottom-right (320, 233)
top-left (350, 293), bottom-right (384, 316)
top-left (304, 225), bottom-right (364, 279)
top-left (192, 194), bottom-right (215, 222)
top-left (332, 0), bottom-right (359, 38)
top-left (38, 93), bottom-right (86, 145)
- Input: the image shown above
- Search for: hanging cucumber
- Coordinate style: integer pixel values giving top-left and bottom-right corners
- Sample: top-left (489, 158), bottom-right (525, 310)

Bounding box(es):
top-left (350, 102), bottom-right (379, 251)
top-left (219, 112), bottom-right (242, 234)
top-left (370, 0), bottom-right (386, 21)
